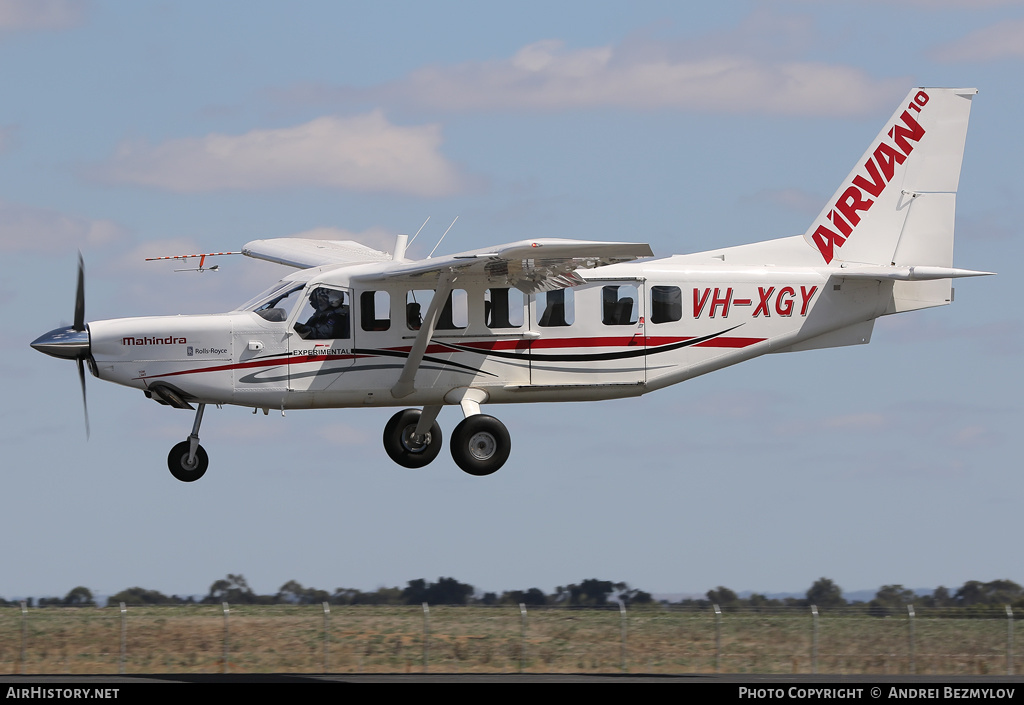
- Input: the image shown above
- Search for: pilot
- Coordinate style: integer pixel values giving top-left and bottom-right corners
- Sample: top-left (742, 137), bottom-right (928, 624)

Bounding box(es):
top-left (295, 287), bottom-right (349, 339)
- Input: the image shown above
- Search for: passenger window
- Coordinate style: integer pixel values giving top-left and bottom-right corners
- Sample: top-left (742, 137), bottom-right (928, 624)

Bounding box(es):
top-left (360, 291), bottom-right (391, 331)
top-left (537, 288), bottom-right (574, 327)
top-left (406, 290), bottom-right (428, 330)
top-left (294, 287), bottom-right (351, 340)
top-left (407, 289), bottom-right (467, 331)
top-left (485, 288), bottom-right (524, 329)
top-left (602, 285), bottom-right (639, 325)
top-left (651, 286), bottom-right (682, 324)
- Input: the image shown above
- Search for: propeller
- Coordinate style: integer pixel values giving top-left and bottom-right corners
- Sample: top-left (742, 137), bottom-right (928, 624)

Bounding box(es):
top-left (75, 253), bottom-right (90, 438)
top-left (74, 251), bottom-right (85, 332)
top-left (30, 252), bottom-right (92, 438)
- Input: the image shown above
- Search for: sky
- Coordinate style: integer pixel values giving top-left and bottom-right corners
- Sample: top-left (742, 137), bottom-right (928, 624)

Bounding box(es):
top-left (1, 0), bottom-right (1021, 602)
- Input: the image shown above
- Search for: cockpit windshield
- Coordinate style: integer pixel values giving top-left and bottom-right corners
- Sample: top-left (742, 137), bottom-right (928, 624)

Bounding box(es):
top-left (235, 282), bottom-right (305, 322)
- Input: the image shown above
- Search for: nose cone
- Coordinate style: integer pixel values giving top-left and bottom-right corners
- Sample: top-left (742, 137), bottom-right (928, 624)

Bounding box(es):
top-left (31, 326), bottom-right (90, 360)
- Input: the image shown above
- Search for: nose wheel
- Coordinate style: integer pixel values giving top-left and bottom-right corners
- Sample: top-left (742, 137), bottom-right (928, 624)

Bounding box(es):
top-left (168, 403), bottom-right (209, 482)
top-left (168, 440), bottom-right (209, 482)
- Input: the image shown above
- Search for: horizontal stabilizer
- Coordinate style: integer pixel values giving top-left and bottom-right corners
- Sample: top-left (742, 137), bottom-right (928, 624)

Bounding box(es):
top-left (834, 264), bottom-right (994, 281)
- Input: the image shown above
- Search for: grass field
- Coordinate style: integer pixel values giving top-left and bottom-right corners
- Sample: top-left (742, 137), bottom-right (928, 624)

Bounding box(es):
top-left (1, 605), bottom-right (1017, 675)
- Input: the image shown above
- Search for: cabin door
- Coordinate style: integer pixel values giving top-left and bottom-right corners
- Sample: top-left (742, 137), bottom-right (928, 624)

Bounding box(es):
top-left (287, 285), bottom-right (356, 400)
top-left (528, 281), bottom-right (646, 387)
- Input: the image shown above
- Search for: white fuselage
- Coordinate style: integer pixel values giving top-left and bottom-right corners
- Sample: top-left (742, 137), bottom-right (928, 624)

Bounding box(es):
top-left (86, 249), bottom-right (900, 412)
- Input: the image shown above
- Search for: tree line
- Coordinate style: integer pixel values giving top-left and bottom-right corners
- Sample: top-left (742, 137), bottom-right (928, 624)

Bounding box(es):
top-left (4, 576), bottom-right (1022, 614)
top-left (705, 577), bottom-right (1023, 616)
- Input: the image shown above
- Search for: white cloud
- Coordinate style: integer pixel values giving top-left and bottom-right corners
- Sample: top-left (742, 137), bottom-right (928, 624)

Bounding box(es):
top-left (96, 111), bottom-right (467, 197)
top-left (291, 32), bottom-right (904, 117)
top-left (0, 199), bottom-right (125, 252)
top-left (0, 0), bottom-right (87, 31)
top-left (391, 41), bottom-right (900, 115)
top-left (931, 18), bottom-right (1024, 62)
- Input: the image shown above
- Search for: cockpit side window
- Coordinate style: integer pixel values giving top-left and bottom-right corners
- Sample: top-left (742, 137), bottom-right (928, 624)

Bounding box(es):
top-left (293, 287), bottom-right (351, 340)
top-left (241, 283), bottom-right (305, 322)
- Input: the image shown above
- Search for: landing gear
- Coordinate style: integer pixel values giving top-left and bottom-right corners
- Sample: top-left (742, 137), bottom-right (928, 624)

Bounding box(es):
top-left (383, 408), bottom-right (443, 468)
top-left (450, 414), bottom-right (510, 476)
top-left (168, 440), bottom-right (208, 482)
top-left (381, 399), bottom-right (511, 475)
top-left (168, 403), bottom-right (209, 482)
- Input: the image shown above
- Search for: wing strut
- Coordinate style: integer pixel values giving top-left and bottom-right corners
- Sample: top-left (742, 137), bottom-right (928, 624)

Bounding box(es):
top-left (391, 272), bottom-right (456, 399)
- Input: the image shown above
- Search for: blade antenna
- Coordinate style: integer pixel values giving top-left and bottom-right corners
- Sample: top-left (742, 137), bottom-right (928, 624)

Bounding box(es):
top-left (406, 216), bottom-right (430, 248)
top-left (427, 216), bottom-right (459, 259)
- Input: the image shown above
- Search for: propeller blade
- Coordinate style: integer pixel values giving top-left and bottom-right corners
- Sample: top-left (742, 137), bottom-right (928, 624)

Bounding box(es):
top-left (77, 357), bottom-right (90, 440)
top-left (74, 251), bottom-right (85, 332)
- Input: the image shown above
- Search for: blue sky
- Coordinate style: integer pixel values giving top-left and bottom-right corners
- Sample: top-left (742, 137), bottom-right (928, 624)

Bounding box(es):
top-left (2, 0), bottom-right (1021, 601)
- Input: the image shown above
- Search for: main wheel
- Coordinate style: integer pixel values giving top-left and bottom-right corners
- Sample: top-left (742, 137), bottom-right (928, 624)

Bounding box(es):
top-left (450, 415), bottom-right (510, 476)
top-left (168, 440), bottom-right (209, 482)
top-left (383, 409), bottom-right (442, 468)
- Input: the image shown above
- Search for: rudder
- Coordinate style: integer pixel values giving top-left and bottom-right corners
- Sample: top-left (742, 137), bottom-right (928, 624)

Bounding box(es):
top-left (802, 87), bottom-right (976, 270)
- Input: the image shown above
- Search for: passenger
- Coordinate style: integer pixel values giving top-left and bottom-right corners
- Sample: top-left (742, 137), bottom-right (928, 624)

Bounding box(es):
top-left (406, 302), bottom-right (422, 330)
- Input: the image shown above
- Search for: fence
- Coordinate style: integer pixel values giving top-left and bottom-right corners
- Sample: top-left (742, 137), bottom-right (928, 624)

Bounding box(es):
top-left (1, 603), bottom-right (1018, 675)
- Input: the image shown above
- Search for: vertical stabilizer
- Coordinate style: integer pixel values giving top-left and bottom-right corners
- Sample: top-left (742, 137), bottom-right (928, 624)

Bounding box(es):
top-left (802, 88), bottom-right (976, 270)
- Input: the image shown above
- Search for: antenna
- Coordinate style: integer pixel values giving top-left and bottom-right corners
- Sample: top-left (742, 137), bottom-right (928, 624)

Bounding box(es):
top-left (427, 216), bottom-right (459, 259)
top-left (146, 251), bottom-right (240, 272)
top-left (407, 216), bottom-right (430, 248)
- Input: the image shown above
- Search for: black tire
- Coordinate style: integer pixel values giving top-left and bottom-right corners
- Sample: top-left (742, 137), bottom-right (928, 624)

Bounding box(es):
top-left (168, 440), bottom-right (209, 482)
top-left (450, 415), bottom-right (510, 476)
top-left (383, 409), bottom-right (442, 468)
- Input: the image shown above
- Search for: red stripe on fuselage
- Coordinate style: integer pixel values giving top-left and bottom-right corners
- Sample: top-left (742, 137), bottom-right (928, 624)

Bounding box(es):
top-left (132, 334), bottom-right (764, 382)
top-left (133, 353), bottom-right (362, 381)
top-left (446, 335), bottom-right (763, 351)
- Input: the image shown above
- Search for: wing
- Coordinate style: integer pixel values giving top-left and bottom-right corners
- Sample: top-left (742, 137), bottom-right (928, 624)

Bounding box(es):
top-left (243, 236), bottom-right (653, 292)
top-left (376, 238), bottom-right (653, 294)
top-left (242, 238), bottom-right (392, 269)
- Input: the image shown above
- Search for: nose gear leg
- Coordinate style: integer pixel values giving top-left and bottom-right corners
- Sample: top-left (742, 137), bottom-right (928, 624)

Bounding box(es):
top-left (187, 403), bottom-right (206, 465)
